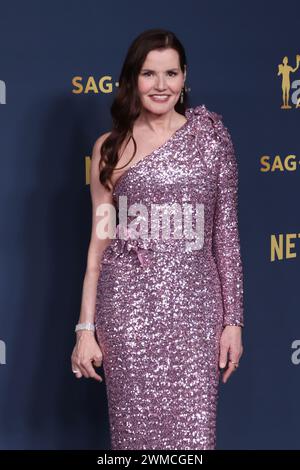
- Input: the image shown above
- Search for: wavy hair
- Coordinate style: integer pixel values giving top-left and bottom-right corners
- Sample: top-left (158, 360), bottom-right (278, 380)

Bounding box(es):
top-left (99, 28), bottom-right (188, 191)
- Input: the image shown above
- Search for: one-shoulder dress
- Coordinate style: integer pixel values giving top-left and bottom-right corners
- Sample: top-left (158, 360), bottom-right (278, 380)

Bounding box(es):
top-left (95, 104), bottom-right (244, 450)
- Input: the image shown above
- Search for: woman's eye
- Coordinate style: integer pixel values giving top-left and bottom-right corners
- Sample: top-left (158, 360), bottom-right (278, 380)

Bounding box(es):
top-left (141, 71), bottom-right (178, 77)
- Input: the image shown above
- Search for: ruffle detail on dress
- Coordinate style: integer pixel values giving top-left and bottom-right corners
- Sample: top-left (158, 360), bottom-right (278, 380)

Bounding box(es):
top-left (185, 104), bottom-right (230, 147)
top-left (186, 104), bottom-right (222, 121)
top-left (101, 224), bottom-right (156, 269)
top-left (186, 104), bottom-right (222, 133)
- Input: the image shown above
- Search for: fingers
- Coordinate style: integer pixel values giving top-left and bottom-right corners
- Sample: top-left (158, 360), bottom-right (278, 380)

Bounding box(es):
top-left (71, 349), bottom-right (84, 378)
top-left (221, 349), bottom-right (243, 384)
top-left (219, 342), bottom-right (229, 369)
top-left (219, 324), bottom-right (244, 384)
top-left (81, 361), bottom-right (103, 382)
top-left (222, 361), bottom-right (237, 383)
top-left (71, 363), bottom-right (84, 379)
top-left (71, 340), bottom-right (104, 382)
top-left (71, 356), bottom-right (103, 382)
top-left (92, 353), bottom-right (103, 368)
top-left (72, 368), bottom-right (83, 379)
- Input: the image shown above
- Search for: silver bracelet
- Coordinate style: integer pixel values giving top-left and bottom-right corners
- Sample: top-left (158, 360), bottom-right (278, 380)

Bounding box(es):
top-left (75, 322), bottom-right (95, 333)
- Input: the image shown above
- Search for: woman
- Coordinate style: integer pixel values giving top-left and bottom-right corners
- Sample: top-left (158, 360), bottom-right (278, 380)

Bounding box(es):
top-left (71, 29), bottom-right (244, 450)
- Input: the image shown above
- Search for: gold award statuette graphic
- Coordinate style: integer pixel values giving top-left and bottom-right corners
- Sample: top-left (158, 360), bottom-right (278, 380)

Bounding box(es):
top-left (277, 55), bottom-right (300, 108)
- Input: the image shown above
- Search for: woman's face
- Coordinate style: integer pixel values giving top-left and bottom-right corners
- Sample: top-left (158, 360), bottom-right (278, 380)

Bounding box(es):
top-left (137, 48), bottom-right (186, 115)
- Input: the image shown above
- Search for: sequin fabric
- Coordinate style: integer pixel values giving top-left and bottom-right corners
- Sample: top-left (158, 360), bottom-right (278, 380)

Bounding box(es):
top-left (95, 104), bottom-right (244, 450)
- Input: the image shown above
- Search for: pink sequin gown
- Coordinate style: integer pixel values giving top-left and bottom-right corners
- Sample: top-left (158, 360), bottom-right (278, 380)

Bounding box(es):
top-left (95, 104), bottom-right (244, 450)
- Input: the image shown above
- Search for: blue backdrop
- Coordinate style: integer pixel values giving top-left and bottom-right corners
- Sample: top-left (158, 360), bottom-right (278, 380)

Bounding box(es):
top-left (0, 0), bottom-right (299, 450)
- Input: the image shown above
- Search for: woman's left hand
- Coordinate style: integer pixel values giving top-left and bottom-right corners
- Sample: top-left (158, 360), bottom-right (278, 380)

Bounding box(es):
top-left (219, 325), bottom-right (243, 383)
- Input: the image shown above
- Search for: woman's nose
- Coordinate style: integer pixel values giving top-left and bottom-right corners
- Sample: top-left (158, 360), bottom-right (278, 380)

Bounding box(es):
top-left (155, 75), bottom-right (167, 90)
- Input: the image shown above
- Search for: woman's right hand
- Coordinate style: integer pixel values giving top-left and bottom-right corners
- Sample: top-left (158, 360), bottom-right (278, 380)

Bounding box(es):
top-left (71, 331), bottom-right (103, 382)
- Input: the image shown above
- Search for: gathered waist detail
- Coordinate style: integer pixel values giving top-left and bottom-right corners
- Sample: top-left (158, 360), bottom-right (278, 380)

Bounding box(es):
top-left (101, 223), bottom-right (210, 269)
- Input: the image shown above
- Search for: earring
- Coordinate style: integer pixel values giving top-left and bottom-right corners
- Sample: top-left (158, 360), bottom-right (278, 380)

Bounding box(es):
top-left (180, 86), bottom-right (184, 104)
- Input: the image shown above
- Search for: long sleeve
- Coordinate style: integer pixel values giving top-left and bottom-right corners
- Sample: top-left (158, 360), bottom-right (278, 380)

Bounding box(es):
top-left (212, 118), bottom-right (244, 327)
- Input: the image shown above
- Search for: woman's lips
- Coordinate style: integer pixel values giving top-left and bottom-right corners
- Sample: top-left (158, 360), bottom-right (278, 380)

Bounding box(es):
top-left (149, 95), bottom-right (170, 102)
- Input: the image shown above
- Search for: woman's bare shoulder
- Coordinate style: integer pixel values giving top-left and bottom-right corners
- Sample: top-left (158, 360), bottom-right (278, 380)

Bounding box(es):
top-left (93, 131), bottom-right (112, 155)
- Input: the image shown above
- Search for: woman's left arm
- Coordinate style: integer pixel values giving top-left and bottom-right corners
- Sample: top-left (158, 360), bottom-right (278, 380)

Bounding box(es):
top-left (211, 116), bottom-right (244, 383)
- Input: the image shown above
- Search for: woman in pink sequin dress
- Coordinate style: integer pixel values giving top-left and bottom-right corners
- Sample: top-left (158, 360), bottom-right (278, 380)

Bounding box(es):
top-left (71, 29), bottom-right (244, 450)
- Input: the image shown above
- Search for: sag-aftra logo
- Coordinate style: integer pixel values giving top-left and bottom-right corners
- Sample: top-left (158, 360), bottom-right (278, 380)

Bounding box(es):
top-left (72, 76), bottom-right (114, 94)
top-left (277, 55), bottom-right (300, 108)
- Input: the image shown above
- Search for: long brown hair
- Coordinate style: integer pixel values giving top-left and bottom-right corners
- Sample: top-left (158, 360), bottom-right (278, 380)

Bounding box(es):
top-left (99, 28), bottom-right (189, 191)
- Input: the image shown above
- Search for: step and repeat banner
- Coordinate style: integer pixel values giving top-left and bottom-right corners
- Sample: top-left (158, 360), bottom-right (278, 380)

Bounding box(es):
top-left (0, 1), bottom-right (299, 450)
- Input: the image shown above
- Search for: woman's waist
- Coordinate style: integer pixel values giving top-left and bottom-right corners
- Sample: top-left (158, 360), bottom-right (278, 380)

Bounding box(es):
top-left (100, 224), bottom-right (216, 269)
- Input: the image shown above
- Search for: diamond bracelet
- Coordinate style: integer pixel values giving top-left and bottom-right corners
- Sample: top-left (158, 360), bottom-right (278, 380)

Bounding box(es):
top-left (75, 322), bottom-right (95, 333)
